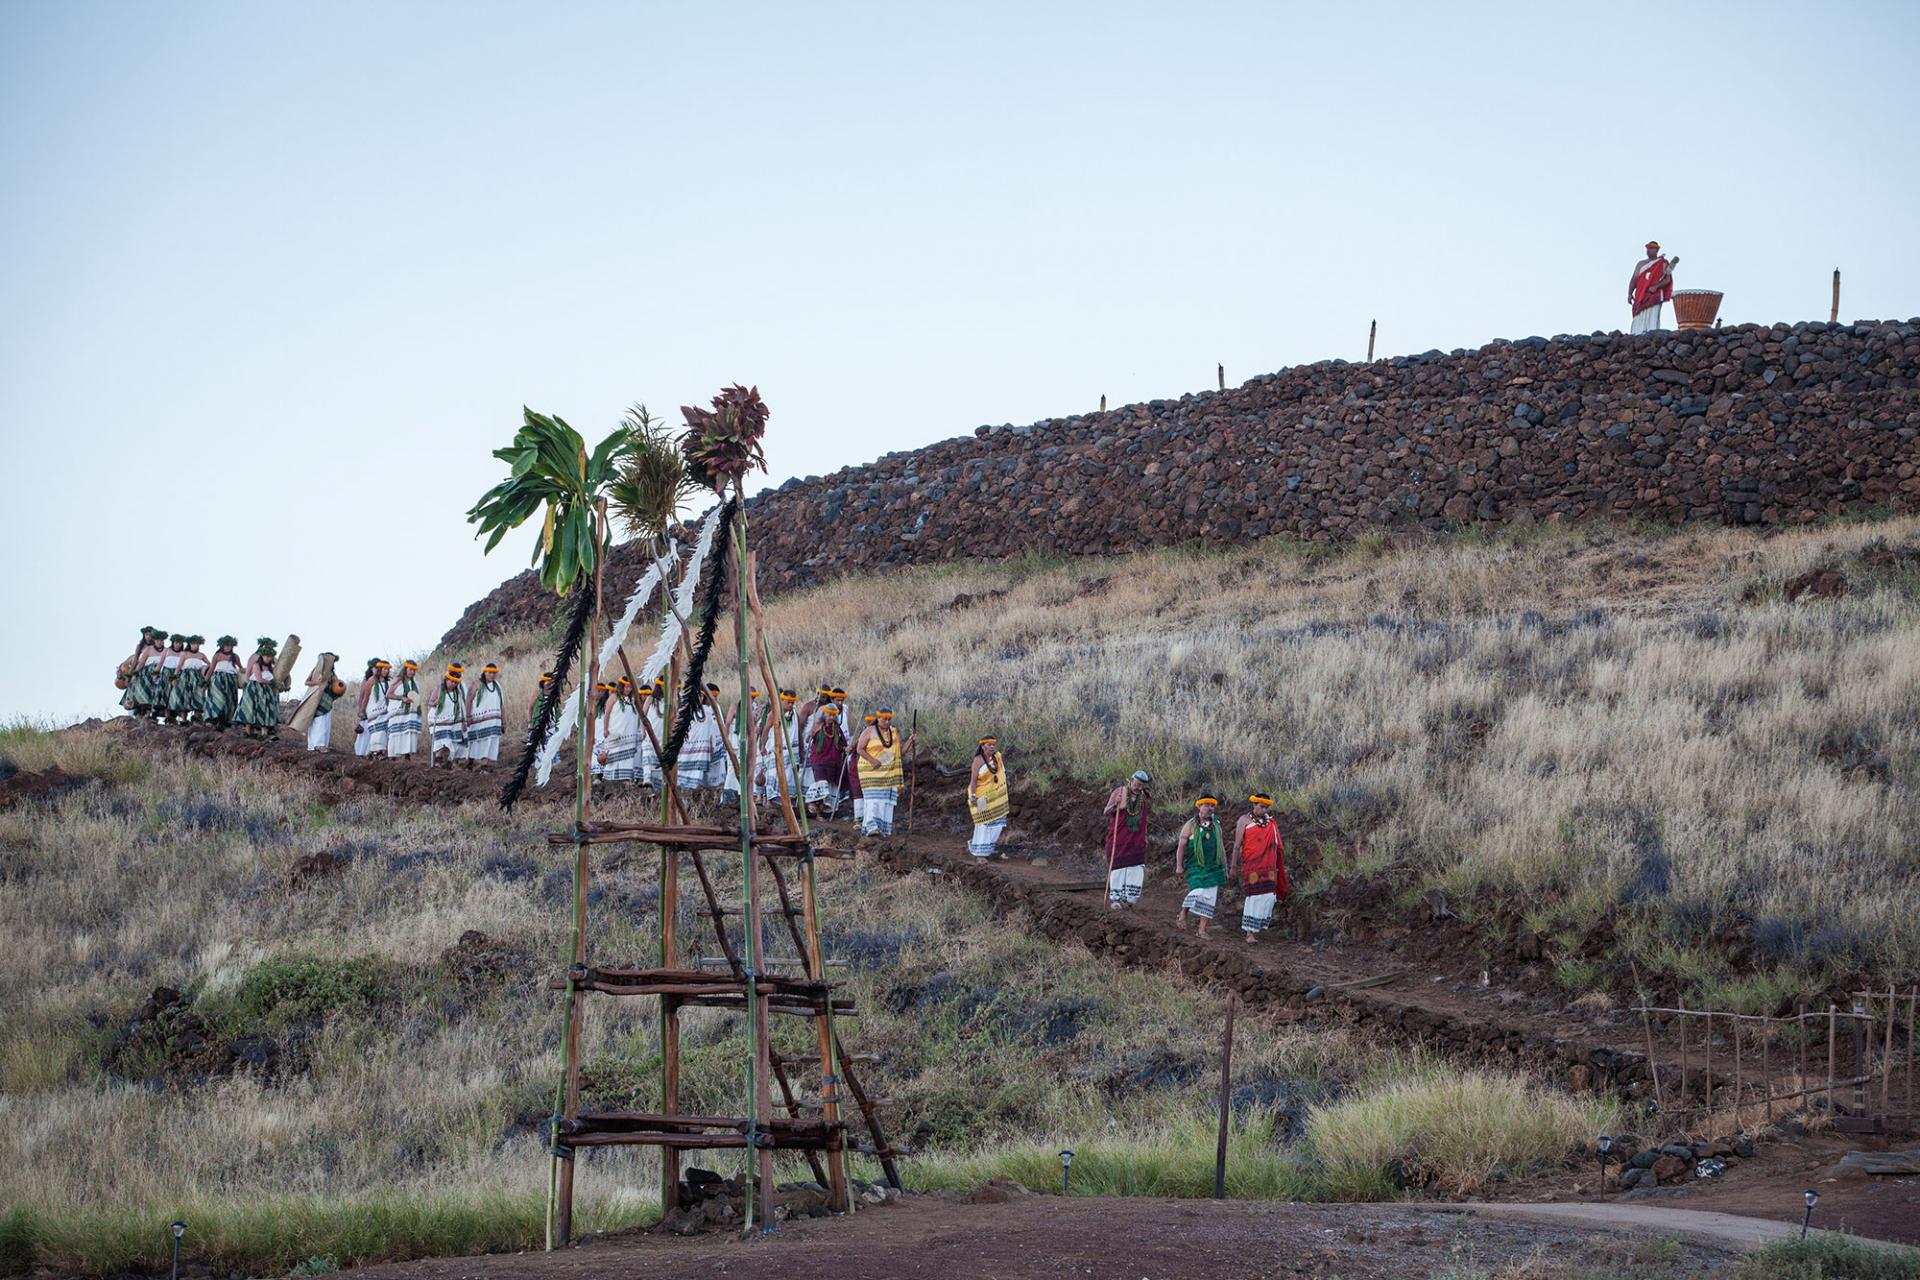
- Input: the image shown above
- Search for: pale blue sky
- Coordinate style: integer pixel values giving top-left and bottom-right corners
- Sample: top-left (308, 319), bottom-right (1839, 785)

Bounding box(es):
top-left (3, 2), bottom-right (1916, 723)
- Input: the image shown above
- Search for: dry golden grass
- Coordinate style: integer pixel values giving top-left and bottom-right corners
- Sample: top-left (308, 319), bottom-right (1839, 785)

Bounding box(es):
top-left (12, 727), bottom-right (1550, 1272)
top-left (693, 515), bottom-right (1917, 981)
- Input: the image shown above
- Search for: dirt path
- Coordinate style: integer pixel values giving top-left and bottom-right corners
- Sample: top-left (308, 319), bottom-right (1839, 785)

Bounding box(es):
top-left (352, 1194), bottom-right (1746, 1280)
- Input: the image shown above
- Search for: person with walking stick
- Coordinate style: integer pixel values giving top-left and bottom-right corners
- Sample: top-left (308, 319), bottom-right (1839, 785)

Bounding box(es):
top-left (1102, 770), bottom-right (1152, 909)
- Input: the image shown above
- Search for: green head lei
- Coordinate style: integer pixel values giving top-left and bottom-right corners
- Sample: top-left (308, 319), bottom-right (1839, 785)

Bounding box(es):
top-left (217, 635), bottom-right (237, 649)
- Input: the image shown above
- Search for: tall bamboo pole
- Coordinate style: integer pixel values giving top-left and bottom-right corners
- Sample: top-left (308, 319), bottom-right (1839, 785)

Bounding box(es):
top-left (554, 501), bottom-right (608, 1248)
top-left (732, 496), bottom-right (775, 1231)
top-left (655, 537), bottom-right (684, 1216)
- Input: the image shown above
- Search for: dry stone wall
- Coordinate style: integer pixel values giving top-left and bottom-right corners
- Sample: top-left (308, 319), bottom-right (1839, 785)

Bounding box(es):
top-left (444, 318), bottom-right (1920, 645)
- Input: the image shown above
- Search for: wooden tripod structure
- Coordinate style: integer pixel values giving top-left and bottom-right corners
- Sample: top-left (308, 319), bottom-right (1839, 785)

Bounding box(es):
top-left (545, 490), bottom-right (901, 1245)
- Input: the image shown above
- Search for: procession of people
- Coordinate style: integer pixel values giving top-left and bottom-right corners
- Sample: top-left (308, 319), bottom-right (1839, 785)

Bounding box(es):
top-left (115, 628), bottom-right (1289, 937)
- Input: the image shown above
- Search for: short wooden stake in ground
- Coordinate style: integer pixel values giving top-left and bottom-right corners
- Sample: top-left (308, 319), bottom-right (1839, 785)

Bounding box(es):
top-left (1367, 319), bottom-right (1377, 362)
top-left (1831, 269), bottom-right (1841, 324)
top-left (1214, 995), bottom-right (1236, 1199)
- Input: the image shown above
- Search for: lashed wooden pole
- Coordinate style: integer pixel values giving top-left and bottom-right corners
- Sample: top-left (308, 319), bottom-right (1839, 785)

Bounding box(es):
top-left (1214, 995), bottom-right (1237, 1199)
top-left (729, 496), bottom-right (774, 1233)
top-left (555, 501), bottom-right (609, 1248)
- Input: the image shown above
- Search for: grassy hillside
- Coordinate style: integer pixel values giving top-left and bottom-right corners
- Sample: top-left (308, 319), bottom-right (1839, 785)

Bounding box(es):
top-left (0, 725), bottom-right (1623, 1276)
top-left (425, 516), bottom-right (1920, 995)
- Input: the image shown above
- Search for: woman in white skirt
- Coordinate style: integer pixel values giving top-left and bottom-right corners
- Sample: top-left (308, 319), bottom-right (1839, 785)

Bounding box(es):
top-left (385, 660), bottom-right (422, 758)
top-left (601, 678), bottom-right (643, 783)
top-left (355, 659), bottom-right (391, 756)
top-left (428, 665), bottom-right (468, 767)
top-left (464, 662), bottom-right (505, 766)
top-left (758, 689), bottom-right (803, 804)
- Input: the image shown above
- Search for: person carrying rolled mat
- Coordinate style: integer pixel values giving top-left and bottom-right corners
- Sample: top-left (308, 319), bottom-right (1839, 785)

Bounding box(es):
top-left (1232, 792), bottom-right (1289, 943)
top-left (1174, 794), bottom-right (1227, 937)
top-left (967, 735), bottom-right (1010, 859)
top-left (1102, 770), bottom-right (1153, 909)
top-left (385, 660), bottom-right (422, 757)
top-left (855, 706), bottom-right (913, 837)
top-left (291, 651), bottom-right (341, 752)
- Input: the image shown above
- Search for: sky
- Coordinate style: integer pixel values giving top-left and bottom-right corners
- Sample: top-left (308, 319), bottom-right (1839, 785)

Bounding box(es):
top-left (3, 2), bottom-right (1917, 723)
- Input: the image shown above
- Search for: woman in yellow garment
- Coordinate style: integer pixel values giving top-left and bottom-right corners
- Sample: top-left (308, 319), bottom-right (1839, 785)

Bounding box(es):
top-left (854, 707), bottom-right (915, 837)
top-left (967, 736), bottom-right (1010, 859)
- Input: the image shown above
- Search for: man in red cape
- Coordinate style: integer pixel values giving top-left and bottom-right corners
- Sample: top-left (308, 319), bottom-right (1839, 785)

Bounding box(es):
top-left (1629, 240), bottom-right (1678, 334)
top-left (1232, 793), bottom-right (1288, 943)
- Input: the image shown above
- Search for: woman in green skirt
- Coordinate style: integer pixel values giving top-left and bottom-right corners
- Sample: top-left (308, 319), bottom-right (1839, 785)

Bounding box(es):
top-left (119, 626), bottom-right (165, 716)
top-left (169, 636), bottom-right (210, 723)
top-left (234, 637), bottom-right (281, 739)
top-left (204, 636), bottom-right (243, 727)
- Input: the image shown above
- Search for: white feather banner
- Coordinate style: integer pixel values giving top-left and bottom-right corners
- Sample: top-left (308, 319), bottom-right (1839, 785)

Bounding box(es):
top-left (535, 505), bottom-right (725, 786)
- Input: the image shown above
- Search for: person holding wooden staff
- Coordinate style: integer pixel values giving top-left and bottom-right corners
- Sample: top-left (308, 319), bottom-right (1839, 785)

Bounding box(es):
top-left (465, 662), bottom-right (506, 767)
top-left (1102, 770), bottom-right (1153, 909)
top-left (354, 659), bottom-right (391, 756)
top-left (854, 707), bottom-right (914, 837)
top-left (1231, 793), bottom-right (1288, 943)
top-left (967, 735), bottom-right (1010, 859)
top-left (1174, 795), bottom-right (1227, 936)
top-left (804, 703), bottom-right (849, 817)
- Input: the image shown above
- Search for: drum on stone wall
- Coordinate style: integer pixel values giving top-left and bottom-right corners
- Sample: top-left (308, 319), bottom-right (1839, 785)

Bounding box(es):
top-left (1672, 289), bottom-right (1724, 331)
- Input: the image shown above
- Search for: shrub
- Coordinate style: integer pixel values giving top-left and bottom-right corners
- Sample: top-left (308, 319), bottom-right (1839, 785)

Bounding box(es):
top-left (1306, 1066), bottom-right (1624, 1198)
top-left (218, 954), bottom-right (392, 1032)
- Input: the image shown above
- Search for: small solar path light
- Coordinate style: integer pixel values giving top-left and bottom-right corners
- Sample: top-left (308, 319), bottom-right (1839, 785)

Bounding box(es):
top-left (1802, 1188), bottom-right (1819, 1239)
top-left (1059, 1149), bottom-right (1074, 1198)
top-left (1596, 1135), bottom-right (1613, 1200)
top-left (168, 1221), bottom-right (187, 1280)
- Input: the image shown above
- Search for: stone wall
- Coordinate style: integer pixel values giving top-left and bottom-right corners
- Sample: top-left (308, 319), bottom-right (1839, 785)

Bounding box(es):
top-left (443, 318), bottom-right (1920, 644)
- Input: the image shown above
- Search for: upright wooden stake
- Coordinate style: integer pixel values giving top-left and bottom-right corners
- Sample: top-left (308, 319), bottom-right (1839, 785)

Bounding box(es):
top-left (907, 710), bottom-right (918, 835)
top-left (1827, 1003), bottom-right (1838, 1117)
top-left (1099, 394), bottom-right (1107, 413)
top-left (1831, 269), bottom-right (1841, 324)
top-left (1678, 1014), bottom-right (1689, 1111)
top-left (1217, 363), bottom-right (1225, 392)
top-left (1853, 998), bottom-right (1869, 1119)
top-left (1704, 1012), bottom-right (1713, 1113)
top-left (1882, 990), bottom-right (1896, 1115)
top-left (1763, 1019), bottom-right (1773, 1123)
top-left (1629, 964), bottom-right (1664, 1110)
top-left (1214, 995), bottom-right (1236, 1199)
top-left (1367, 319), bottom-right (1377, 362)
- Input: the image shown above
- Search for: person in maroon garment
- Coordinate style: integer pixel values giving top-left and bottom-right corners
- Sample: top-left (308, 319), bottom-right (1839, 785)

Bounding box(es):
top-left (1102, 770), bottom-right (1153, 908)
